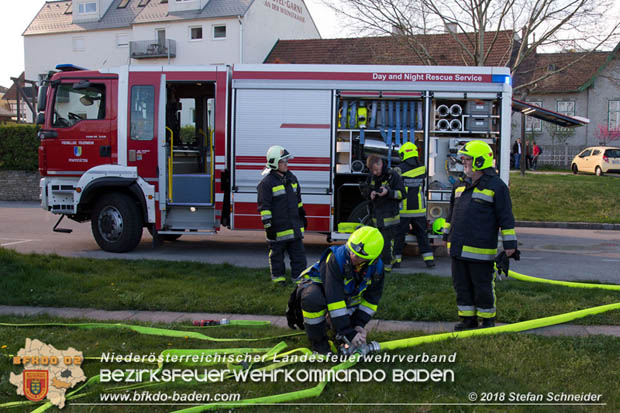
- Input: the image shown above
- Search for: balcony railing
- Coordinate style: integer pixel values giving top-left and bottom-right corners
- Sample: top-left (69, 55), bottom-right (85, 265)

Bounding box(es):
top-left (130, 39), bottom-right (176, 59)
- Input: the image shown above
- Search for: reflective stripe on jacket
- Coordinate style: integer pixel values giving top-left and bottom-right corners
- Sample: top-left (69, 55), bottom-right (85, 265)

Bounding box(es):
top-left (362, 162), bottom-right (405, 228)
top-left (299, 244), bottom-right (384, 334)
top-left (446, 168), bottom-right (517, 261)
top-left (398, 157), bottom-right (426, 217)
top-left (257, 170), bottom-right (304, 241)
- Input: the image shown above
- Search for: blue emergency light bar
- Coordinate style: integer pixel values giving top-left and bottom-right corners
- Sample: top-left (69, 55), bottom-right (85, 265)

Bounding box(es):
top-left (55, 64), bottom-right (88, 72)
top-left (492, 74), bottom-right (512, 85)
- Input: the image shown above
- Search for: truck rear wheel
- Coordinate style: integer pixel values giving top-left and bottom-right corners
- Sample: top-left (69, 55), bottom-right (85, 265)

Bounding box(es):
top-left (91, 193), bottom-right (143, 252)
top-left (347, 201), bottom-right (372, 225)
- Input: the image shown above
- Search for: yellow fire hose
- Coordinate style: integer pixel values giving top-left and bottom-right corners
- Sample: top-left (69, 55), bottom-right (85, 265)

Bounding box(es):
top-left (1, 271), bottom-right (618, 411)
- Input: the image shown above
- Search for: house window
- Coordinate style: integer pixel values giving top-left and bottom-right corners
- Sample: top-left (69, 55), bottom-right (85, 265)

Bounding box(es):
top-left (609, 100), bottom-right (620, 130)
top-left (72, 37), bottom-right (85, 52)
top-left (78, 2), bottom-right (97, 14)
top-left (116, 33), bottom-right (129, 48)
top-left (525, 101), bottom-right (542, 132)
top-left (190, 26), bottom-right (203, 40)
top-left (557, 100), bottom-right (575, 131)
top-left (213, 25), bottom-right (226, 39)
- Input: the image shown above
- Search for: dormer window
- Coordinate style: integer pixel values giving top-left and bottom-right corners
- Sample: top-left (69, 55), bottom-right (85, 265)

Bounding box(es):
top-left (78, 2), bottom-right (97, 14)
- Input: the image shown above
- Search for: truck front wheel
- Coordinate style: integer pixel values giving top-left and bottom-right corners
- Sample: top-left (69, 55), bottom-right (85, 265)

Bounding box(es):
top-left (91, 193), bottom-right (143, 252)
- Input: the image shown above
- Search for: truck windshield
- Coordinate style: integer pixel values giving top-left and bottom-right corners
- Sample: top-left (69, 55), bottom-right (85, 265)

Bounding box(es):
top-left (52, 83), bottom-right (105, 128)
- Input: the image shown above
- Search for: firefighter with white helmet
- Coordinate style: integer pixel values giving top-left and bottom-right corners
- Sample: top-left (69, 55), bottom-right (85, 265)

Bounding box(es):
top-left (445, 140), bottom-right (517, 330)
top-left (393, 141), bottom-right (435, 268)
top-left (286, 226), bottom-right (385, 354)
top-left (257, 145), bottom-right (307, 284)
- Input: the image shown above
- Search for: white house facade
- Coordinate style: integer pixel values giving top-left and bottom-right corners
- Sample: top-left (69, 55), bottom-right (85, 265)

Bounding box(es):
top-left (24, 0), bottom-right (320, 83)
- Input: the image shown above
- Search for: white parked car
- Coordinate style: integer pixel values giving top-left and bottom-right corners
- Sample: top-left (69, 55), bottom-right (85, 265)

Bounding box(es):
top-left (571, 146), bottom-right (620, 176)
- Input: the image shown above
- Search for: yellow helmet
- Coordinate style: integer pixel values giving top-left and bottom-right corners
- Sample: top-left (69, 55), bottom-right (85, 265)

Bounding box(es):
top-left (266, 145), bottom-right (291, 170)
top-left (346, 226), bottom-right (384, 262)
top-left (432, 218), bottom-right (446, 235)
top-left (458, 140), bottom-right (494, 170)
top-left (398, 141), bottom-right (418, 160)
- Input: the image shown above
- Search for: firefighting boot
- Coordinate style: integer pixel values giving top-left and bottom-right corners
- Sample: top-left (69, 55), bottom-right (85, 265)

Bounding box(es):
top-left (481, 317), bottom-right (496, 328)
top-left (454, 316), bottom-right (478, 331)
top-left (425, 260), bottom-right (436, 268)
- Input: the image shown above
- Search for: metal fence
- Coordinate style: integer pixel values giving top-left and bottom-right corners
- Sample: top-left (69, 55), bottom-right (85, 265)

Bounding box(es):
top-left (537, 145), bottom-right (584, 167)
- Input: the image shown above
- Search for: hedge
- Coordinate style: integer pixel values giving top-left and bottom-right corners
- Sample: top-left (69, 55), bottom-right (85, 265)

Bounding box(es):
top-left (0, 125), bottom-right (40, 171)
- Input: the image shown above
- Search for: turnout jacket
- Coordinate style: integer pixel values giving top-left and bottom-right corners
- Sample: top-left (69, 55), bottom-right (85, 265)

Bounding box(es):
top-left (257, 170), bottom-right (304, 241)
top-left (398, 157), bottom-right (426, 217)
top-left (361, 162), bottom-right (405, 228)
top-left (445, 168), bottom-right (517, 261)
top-left (301, 244), bottom-right (385, 339)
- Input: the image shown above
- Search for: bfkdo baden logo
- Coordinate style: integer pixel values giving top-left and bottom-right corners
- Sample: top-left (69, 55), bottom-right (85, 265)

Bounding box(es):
top-left (10, 338), bottom-right (87, 409)
top-left (23, 370), bottom-right (49, 402)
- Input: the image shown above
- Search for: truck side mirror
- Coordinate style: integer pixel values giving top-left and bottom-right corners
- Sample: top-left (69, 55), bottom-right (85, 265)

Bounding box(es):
top-left (37, 85), bottom-right (48, 112)
top-left (36, 113), bottom-right (45, 125)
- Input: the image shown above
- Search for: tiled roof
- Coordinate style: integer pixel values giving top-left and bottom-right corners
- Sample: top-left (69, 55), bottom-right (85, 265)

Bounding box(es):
top-left (23, 0), bottom-right (253, 36)
top-left (516, 50), bottom-right (615, 94)
top-left (264, 31), bottom-right (516, 66)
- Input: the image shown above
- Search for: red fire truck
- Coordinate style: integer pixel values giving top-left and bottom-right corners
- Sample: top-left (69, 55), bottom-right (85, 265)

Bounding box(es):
top-left (37, 63), bottom-right (514, 252)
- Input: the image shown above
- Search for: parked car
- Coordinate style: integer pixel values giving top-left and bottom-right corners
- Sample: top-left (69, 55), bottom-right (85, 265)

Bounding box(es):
top-left (571, 146), bottom-right (620, 176)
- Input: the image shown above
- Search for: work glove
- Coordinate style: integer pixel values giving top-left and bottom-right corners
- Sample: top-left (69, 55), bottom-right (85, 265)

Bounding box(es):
top-left (266, 226), bottom-right (277, 241)
top-left (299, 207), bottom-right (308, 229)
top-left (285, 287), bottom-right (305, 330)
top-left (494, 251), bottom-right (510, 280)
top-left (352, 326), bottom-right (367, 347)
top-left (494, 248), bottom-right (521, 280)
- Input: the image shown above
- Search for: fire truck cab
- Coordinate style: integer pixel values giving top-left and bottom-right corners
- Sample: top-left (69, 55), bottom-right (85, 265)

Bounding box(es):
top-left (38, 64), bottom-right (512, 252)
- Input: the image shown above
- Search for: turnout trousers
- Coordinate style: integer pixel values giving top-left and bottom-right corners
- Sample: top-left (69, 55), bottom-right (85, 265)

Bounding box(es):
top-left (268, 238), bottom-right (307, 282)
top-left (393, 217), bottom-right (434, 264)
top-left (378, 225), bottom-right (398, 272)
top-left (451, 258), bottom-right (496, 319)
top-left (298, 282), bottom-right (329, 342)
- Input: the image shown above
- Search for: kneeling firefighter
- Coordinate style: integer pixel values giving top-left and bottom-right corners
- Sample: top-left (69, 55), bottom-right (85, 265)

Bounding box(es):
top-left (286, 226), bottom-right (385, 354)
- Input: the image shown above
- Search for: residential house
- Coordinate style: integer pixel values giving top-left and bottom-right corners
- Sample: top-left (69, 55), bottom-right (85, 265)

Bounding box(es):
top-left (1, 73), bottom-right (35, 123)
top-left (24, 0), bottom-right (320, 80)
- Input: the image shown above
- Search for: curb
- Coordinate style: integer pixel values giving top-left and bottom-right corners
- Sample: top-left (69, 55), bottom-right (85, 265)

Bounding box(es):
top-left (516, 221), bottom-right (620, 231)
top-left (1, 305), bottom-right (619, 338)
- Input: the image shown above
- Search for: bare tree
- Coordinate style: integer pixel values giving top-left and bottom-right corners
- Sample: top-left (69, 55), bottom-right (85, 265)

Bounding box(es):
top-left (323, 0), bottom-right (620, 92)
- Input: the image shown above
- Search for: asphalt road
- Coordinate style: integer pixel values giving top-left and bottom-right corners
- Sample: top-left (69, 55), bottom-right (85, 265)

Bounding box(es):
top-left (1, 202), bottom-right (619, 284)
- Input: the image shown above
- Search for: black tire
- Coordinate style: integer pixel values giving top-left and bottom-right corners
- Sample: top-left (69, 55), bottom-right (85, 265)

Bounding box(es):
top-left (147, 226), bottom-right (182, 242)
top-left (91, 193), bottom-right (143, 252)
top-left (595, 166), bottom-right (603, 176)
top-left (571, 164), bottom-right (578, 174)
top-left (347, 200), bottom-right (372, 225)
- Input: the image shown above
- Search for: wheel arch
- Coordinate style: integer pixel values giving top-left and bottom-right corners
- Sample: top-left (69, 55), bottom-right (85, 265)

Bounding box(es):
top-left (78, 178), bottom-right (148, 225)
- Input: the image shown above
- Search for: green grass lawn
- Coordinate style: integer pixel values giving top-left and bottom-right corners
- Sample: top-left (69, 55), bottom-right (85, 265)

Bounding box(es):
top-left (1, 248), bottom-right (619, 326)
top-left (0, 314), bottom-right (618, 412)
top-left (509, 172), bottom-right (620, 223)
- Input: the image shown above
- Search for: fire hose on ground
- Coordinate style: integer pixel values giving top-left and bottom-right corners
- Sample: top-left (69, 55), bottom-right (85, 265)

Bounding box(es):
top-left (0, 269), bottom-right (618, 412)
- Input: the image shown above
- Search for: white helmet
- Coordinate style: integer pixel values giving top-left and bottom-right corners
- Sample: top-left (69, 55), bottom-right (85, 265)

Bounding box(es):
top-left (266, 145), bottom-right (292, 170)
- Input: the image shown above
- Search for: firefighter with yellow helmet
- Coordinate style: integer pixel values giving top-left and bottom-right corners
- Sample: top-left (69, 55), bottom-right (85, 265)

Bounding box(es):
top-left (257, 145), bottom-right (307, 284)
top-left (286, 226), bottom-right (385, 354)
top-left (394, 141), bottom-right (435, 268)
top-left (444, 140), bottom-right (517, 330)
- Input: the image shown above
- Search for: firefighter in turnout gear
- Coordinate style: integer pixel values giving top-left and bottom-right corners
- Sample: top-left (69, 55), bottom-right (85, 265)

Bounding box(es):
top-left (444, 141), bottom-right (517, 330)
top-left (286, 226), bottom-right (385, 355)
top-left (393, 142), bottom-right (435, 268)
top-left (257, 145), bottom-right (308, 284)
top-left (360, 154), bottom-right (405, 273)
